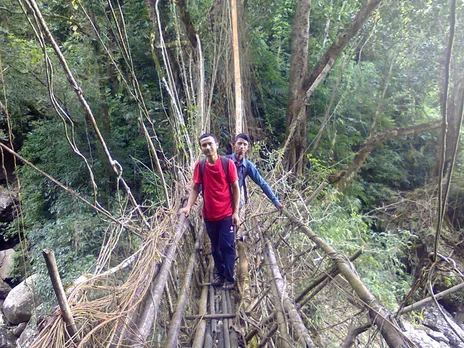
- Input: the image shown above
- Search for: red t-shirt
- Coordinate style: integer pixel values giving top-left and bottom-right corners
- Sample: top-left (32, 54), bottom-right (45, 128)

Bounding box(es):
top-left (193, 156), bottom-right (238, 221)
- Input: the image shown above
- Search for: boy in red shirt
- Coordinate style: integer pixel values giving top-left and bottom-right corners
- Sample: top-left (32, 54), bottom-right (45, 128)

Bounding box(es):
top-left (179, 133), bottom-right (240, 289)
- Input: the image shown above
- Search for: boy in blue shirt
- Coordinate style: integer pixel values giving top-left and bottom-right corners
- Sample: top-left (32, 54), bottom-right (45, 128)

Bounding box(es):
top-left (228, 133), bottom-right (283, 211)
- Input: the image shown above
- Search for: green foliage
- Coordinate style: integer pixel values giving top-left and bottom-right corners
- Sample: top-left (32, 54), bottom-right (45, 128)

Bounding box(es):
top-left (309, 191), bottom-right (414, 309)
top-left (24, 212), bottom-right (103, 309)
top-left (359, 229), bottom-right (416, 309)
top-left (18, 120), bottom-right (90, 224)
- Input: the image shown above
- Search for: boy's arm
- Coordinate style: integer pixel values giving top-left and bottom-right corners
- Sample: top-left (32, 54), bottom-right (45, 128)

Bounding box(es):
top-left (248, 162), bottom-right (281, 208)
top-left (179, 183), bottom-right (200, 216)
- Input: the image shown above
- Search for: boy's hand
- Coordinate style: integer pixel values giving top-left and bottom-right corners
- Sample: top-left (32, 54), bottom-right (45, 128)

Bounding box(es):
top-left (178, 206), bottom-right (190, 216)
top-left (232, 212), bottom-right (239, 226)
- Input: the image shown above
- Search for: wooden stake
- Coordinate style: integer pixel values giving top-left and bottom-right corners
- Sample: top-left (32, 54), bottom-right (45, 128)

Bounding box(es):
top-left (42, 249), bottom-right (78, 340)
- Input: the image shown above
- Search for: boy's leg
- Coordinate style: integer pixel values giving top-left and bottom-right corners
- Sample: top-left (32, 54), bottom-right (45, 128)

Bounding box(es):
top-left (205, 220), bottom-right (225, 280)
top-left (217, 216), bottom-right (235, 283)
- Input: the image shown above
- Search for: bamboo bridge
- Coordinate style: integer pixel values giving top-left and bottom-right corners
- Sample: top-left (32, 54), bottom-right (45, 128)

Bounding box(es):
top-left (31, 197), bottom-right (416, 348)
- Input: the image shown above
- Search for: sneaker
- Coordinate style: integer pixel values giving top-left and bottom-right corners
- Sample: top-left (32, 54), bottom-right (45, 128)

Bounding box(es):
top-left (223, 281), bottom-right (235, 290)
top-left (211, 273), bottom-right (224, 287)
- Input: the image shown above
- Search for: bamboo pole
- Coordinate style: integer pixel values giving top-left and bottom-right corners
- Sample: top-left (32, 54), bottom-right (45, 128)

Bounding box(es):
top-left (262, 242), bottom-right (291, 348)
top-left (132, 214), bottom-right (188, 347)
top-left (192, 262), bottom-right (213, 347)
top-left (264, 237), bottom-right (316, 347)
top-left (226, 292), bottom-right (239, 347)
top-left (237, 240), bottom-right (250, 306)
top-left (210, 280), bottom-right (217, 335)
top-left (398, 282), bottom-right (464, 315)
top-left (222, 290), bottom-right (231, 348)
top-left (283, 209), bottom-right (414, 348)
top-left (188, 313), bottom-right (237, 320)
top-left (246, 248), bottom-right (362, 343)
top-left (165, 227), bottom-right (205, 347)
top-left (204, 327), bottom-right (213, 348)
top-left (42, 249), bottom-right (78, 340)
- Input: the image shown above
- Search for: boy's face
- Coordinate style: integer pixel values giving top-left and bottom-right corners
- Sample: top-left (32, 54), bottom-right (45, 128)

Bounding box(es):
top-left (199, 136), bottom-right (218, 158)
top-left (234, 138), bottom-right (249, 157)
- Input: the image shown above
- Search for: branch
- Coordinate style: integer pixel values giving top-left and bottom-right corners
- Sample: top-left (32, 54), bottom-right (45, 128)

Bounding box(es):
top-left (398, 281), bottom-right (464, 315)
top-left (0, 6), bottom-right (22, 13)
top-left (341, 323), bottom-right (371, 348)
top-left (303, 0), bottom-right (382, 93)
top-left (337, 120), bottom-right (441, 189)
top-left (0, 143), bottom-right (130, 231)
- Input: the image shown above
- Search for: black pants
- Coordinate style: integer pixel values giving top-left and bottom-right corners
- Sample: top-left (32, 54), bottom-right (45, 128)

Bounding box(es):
top-left (205, 216), bottom-right (235, 283)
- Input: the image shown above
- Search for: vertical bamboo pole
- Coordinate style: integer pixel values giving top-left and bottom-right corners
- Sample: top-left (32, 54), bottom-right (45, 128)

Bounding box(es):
top-left (42, 249), bottom-right (78, 340)
top-left (230, 0), bottom-right (243, 135)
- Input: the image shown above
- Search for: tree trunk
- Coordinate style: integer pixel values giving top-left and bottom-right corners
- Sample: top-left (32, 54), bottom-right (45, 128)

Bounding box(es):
top-left (285, 0), bottom-right (311, 175)
top-left (284, 0), bottom-right (382, 175)
top-left (231, 0), bottom-right (243, 135)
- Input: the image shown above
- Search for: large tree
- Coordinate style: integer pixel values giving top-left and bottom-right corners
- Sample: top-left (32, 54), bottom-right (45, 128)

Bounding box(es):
top-left (284, 0), bottom-right (382, 175)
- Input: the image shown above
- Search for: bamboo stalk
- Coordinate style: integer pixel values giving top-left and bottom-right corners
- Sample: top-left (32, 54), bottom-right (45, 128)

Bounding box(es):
top-left (226, 292), bottom-right (238, 348)
top-left (132, 214), bottom-right (188, 347)
top-left (237, 240), bottom-right (250, 306)
top-left (398, 282), bottom-right (464, 315)
top-left (165, 227), bottom-right (205, 347)
top-left (222, 289), bottom-right (231, 348)
top-left (261, 230), bottom-right (291, 348)
top-left (283, 209), bottom-right (414, 347)
top-left (192, 262), bottom-right (213, 347)
top-left (230, 0), bottom-right (243, 134)
top-left (204, 327), bottom-right (213, 348)
top-left (42, 249), bottom-right (78, 340)
top-left (210, 280), bottom-right (217, 335)
top-left (187, 313), bottom-right (237, 320)
top-left (246, 249), bottom-right (362, 343)
top-left (265, 237), bottom-right (315, 347)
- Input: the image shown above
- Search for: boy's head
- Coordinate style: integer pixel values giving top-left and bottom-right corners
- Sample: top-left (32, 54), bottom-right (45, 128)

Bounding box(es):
top-left (199, 132), bottom-right (218, 145)
top-left (233, 133), bottom-right (250, 158)
top-left (198, 133), bottom-right (219, 158)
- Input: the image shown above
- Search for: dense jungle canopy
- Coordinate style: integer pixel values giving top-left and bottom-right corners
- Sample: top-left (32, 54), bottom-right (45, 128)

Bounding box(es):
top-left (0, 0), bottom-right (464, 347)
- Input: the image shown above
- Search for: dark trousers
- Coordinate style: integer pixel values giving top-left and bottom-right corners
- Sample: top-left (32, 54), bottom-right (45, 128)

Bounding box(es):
top-left (205, 216), bottom-right (235, 283)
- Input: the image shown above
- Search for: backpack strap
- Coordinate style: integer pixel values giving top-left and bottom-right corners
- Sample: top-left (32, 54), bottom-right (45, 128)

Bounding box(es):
top-left (221, 156), bottom-right (229, 181)
top-left (243, 161), bottom-right (248, 203)
top-left (199, 159), bottom-right (206, 180)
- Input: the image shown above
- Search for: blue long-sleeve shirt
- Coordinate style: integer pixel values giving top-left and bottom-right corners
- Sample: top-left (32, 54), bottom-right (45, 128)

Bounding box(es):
top-left (227, 153), bottom-right (280, 207)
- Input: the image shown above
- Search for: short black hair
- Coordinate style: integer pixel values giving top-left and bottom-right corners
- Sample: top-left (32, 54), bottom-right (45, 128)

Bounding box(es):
top-left (199, 132), bottom-right (218, 144)
top-left (234, 133), bottom-right (250, 143)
